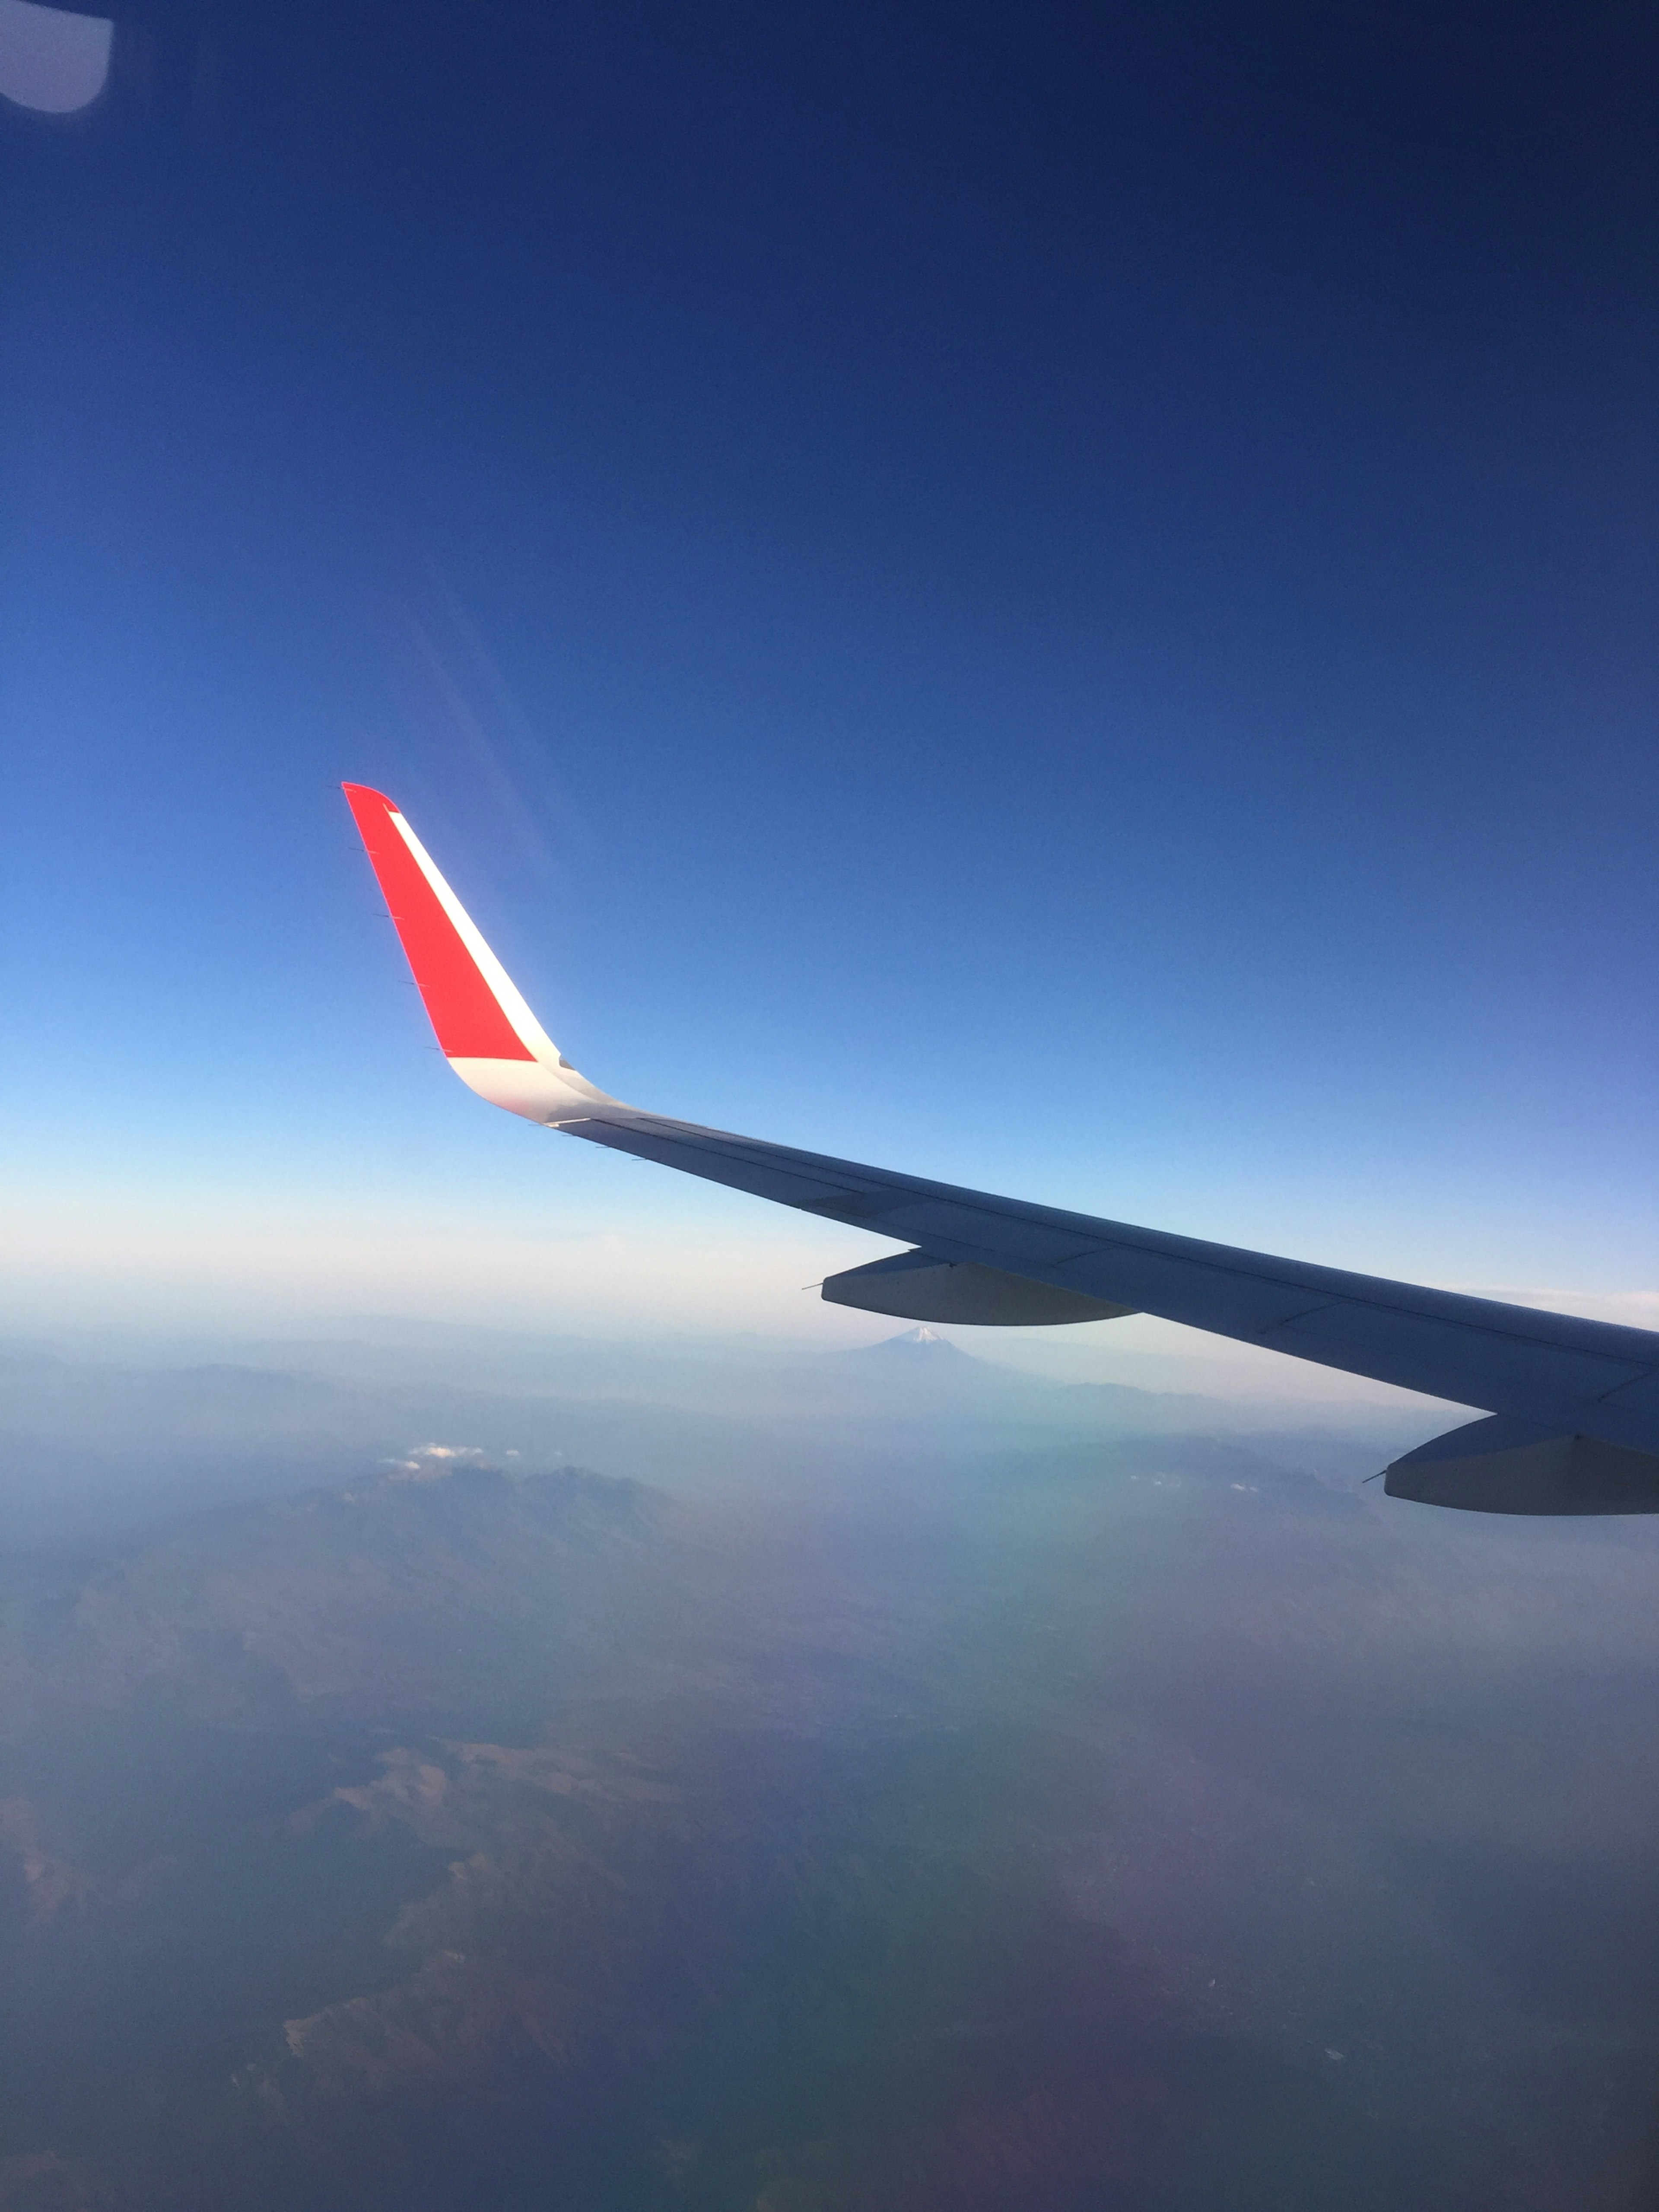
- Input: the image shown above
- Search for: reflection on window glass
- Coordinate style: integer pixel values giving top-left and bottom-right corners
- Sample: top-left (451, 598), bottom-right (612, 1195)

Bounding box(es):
top-left (0, 0), bottom-right (111, 114)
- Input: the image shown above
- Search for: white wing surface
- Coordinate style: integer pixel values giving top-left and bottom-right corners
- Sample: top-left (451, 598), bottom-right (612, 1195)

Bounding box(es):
top-left (343, 786), bottom-right (1659, 1512)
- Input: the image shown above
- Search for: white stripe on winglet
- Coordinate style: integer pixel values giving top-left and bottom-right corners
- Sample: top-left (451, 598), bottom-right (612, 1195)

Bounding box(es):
top-left (384, 807), bottom-right (563, 1064)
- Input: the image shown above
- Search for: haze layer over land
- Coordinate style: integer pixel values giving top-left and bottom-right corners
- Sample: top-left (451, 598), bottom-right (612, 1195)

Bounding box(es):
top-left (3, 1323), bottom-right (1659, 2210)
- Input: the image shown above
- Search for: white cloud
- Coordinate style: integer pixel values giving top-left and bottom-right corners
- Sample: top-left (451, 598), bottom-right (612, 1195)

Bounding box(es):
top-left (384, 1443), bottom-right (485, 1482)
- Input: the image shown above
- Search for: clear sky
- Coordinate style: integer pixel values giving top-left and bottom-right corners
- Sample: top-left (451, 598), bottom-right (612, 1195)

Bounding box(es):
top-left (3, 2), bottom-right (1654, 1370)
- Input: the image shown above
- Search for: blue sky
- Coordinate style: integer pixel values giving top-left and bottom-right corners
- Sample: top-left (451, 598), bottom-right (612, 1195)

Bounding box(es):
top-left (3, 2), bottom-right (1654, 1370)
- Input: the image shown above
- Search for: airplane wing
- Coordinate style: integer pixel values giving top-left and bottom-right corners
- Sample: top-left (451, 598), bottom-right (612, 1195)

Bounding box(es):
top-left (343, 784), bottom-right (1659, 1513)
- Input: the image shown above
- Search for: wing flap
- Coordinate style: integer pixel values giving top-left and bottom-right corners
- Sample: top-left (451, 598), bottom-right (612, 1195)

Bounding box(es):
top-left (1262, 1299), bottom-right (1649, 1412)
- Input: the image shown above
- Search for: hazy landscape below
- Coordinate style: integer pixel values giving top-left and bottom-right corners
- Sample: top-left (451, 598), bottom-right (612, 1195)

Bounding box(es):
top-left (3, 1323), bottom-right (1659, 2209)
top-left (0, 1319), bottom-right (1441, 1548)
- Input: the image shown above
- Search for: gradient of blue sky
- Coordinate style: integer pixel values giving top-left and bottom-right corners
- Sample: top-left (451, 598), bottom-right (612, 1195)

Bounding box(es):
top-left (3, 2), bottom-right (1654, 1363)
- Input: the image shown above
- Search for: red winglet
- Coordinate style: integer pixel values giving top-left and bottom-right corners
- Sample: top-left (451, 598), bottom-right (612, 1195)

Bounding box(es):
top-left (343, 784), bottom-right (535, 1061)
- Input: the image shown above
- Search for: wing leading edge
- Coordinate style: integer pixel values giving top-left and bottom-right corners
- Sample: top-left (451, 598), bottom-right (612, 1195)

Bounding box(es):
top-left (343, 786), bottom-right (1659, 1511)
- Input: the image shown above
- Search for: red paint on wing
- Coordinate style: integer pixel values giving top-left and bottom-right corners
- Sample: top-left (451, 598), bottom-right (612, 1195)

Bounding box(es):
top-left (342, 784), bottom-right (534, 1061)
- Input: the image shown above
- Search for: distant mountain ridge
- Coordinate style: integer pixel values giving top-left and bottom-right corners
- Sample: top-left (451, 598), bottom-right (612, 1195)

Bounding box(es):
top-left (0, 1332), bottom-right (1436, 1554)
top-left (0, 1461), bottom-right (721, 1736)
